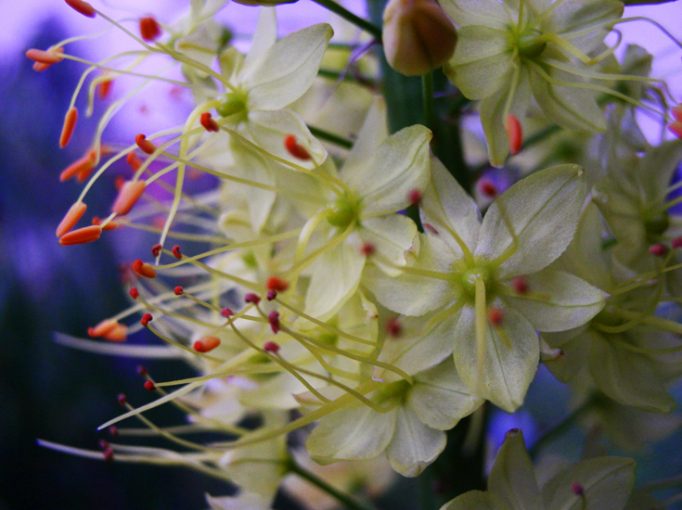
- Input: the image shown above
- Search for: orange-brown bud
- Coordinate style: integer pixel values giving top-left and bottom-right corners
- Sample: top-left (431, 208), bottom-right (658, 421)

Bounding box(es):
top-left (383, 0), bottom-right (457, 76)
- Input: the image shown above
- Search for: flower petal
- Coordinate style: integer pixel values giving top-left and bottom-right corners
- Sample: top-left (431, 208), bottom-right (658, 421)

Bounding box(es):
top-left (387, 408), bottom-right (445, 477)
top-left (359, 214), bottom-right (418, 276)
top-left (439, 0), bottom-right (512, 28)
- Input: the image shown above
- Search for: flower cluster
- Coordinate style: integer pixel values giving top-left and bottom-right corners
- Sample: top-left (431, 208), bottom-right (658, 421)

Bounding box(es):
top-left (31, 0), bottom-right (682, 509)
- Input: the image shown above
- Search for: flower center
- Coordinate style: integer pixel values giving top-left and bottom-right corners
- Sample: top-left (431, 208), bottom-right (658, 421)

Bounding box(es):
top-left (216, 89), bottom-right (248, 122)
top-left (374, 380), bottom-right (410, 406)
top-left (515, 28), bottom-right (546, 59)
top-left (454, 260), bottom-right (498, 304)
top-left (326, 195), bottom-right (360, 229)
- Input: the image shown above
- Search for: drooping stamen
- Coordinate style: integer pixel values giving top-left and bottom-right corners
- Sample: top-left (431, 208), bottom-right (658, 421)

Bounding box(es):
top-left (56, 202), bottom-right (87, 237)
top-left (478, 178), bottom-right (498, 198)
top-left (135, 134), bottom-right (156, 155)
top-left (151, 243), bottom-right (162, 257)
top-left (139, 16), bottom-right (162, 42)
top-left (31, 47), bottom-right (64, 72)
top-left (511, 276), bottom-right (529, 295)
top-left (59, 225), bottom-right (102, 245)
top-left (220, 307), bottom-right (234, 318)
top-left (171, 245), bottom-right (182, 259)
top-left (193, 335), bottom-right (221, 353)
top-left (64, 0), bottom-right (97, 18)
top-left (59, 107), bottom-right (78, 148)
top-left (263, 341), bottom-right (280, 354)
top-left (140, 313), bottom-right (153, 326)
top-left (25, 48), bottom-right (64, 65)
top-left (266, 276), bottom-right (289, 293)
top-left (360, 242), bottom-right (376, 256)
top-left (112, 180), bottom-right (146, 216)
top-left (408, 189), bottom-right (423, 206)
top-left (200, 112), bottom-right (219, 132)
top-left (386, 317), bottom-right (402, 338)
top-left (129, 287), bottom-right (139, 299)
top-left (488, 307), bottom-right (504, 327)
top-left (268, 311), bottom-right (280, 334)
top-left (649, 243), bottom-right (668, 257)
top-left (131, 259), bottom-right (157, 279)
top-left (173, 286), bottom-right (184, 296)
top-left (505, 114), bottom-right (522, 155)
top-left (244, 293), bottom-right (261, 305)
top-left (284, 134), bottom-right (311, 160)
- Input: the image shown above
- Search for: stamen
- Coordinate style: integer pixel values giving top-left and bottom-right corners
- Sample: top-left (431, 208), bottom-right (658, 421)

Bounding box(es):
top-left (571, 482), bottom-right (585, 496)
top-left (59, 225), bottom-right (102, 245)
top-left (139, 16), bottom-right (162, 42)
top-left (98, 78), bottom-right (113, 100)
top-left (59, 107), bottom-right (79, 148)
top-left (131, 259), bottom-right (157, 278)
top-left (117, 393), bottom-right (127, 406)
top-left (108, 426), bottom-right (118, 437)
top-left (408, 189), bottom-right (423, 206)
top-left (220, 307), bottom-right (234, 318)
top-left (102, 447), bottom-right (114, 462)
top-left (200, 112), bottom-right (219, 132)
top-left (268, 311), bottom-right (280, 334)
top-left (143, 380), bottom-right (156, 392)
top-left (284, 134), bottom-right (311, 160)
top-left (511, 276), bottom-right (529, 295)
top-left (649, 243), bottom-right (668, 257)
top-left (64, 0), bottom-right (97, 18)
top-left (135, 134), bottom-right (156, 155)
top-left (151, 243), bottom-right (162, 257)
top-left (129, 287), bottom-right (140, 299)
top-left (488, 307), bottom-right (504, 327)
top-left (140, 313), bottom-right (153, 327)
top-left (173, 286), bottom-right (184, 296)
top-left (126, 152), bottom-right (142, 171)
top-left (88, 319), bottom-right (118, 338)
top-left (266, 276), bottom-right (289, 293)
top-left (263, 341), bottom-right (280, 354)
top-left (56, 202), bottom-right (87, 237)
top-left (25, 48), bottom-right (64, 65)
top-left (171, 245), bottom-right (182, 259)
top-left (244, 293), bottom-right (261, 305)
top-left (193, 336), bottom-right (221, 353)
top-left (360, 242), bottom-right (376, 256)
top-left (478, 178), bottom-right (498, 198)
top-left (386, 316), bottom-right (402, 338)
top-left (267, 290), bottom-right (277, 301)
top-left (32, 47), bottom-right (64, 72)
top-left (505, 114), bottom-right (522, 155)
top-left (103, 323), bottom-right (128, 342)
top-left (112, 181), bottom-right (146, 216)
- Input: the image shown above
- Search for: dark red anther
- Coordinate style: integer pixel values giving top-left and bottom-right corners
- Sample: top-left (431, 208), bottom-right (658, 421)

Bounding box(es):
top-left (117, 393), bottom-right (127, 406)
top-left (268, 311), bottom-right (280, 334)
top-left (244, 293), bottom-right (261, 305)
top-left (139, 16), bottom-right (162, 42)
top-left (488, 307), bottom-right (504, 327)
top-left (65, 0), bottom-right (97, 18)
top-left (131, 259), bottom-right (157, 278)
top-left (408, 189), bottom-right (422, 206)
top-left (126, 151), bottom-right (142, 171)
top-left (171, 245), bottom-right (182, 259)
top-left (284, 134), bottom-right (311, 160)
top-left (263, 341), bottom-right (280, 354)
top-left (98, 78), bottom-right (113, 100)
top-left (98, 439), bottom-right (110, 450)
top-left (386, 317), bottom-right (402, 338)
top-left (200, 112), bottom-right (219, 132)
top-left (266, 290), bottom-right (277, 301)
top-left (220, 307), bottom-right (234, 318)
top-left (108, 425), bottom-right (119, 437)
top-left (102, 447), bottom-right (114, 462)
top-left (174, 286), bottom-right (184, 296)
top-left (140, 313), bottom-right (153, 327)
top-left (135, 134), bottom-right (156, 155)
top-left (143, 380), bottom-right (156, 391)
top-left (361, 242), bottom-right (376, 256)
top-left (266, 276), bottom-right (289, 293)
top-left (649, 243), bottom-right (668, 257)
top-left (136, 365), bottom-right (148, 376)
top-left (129, 287), bottom-right (140, 299)
top-left (151, 243), bottom-right (162, 257)
top-left (479, 178), bottom-right (498, 198)
top-left (511, 276), bottom-right (529, 295)
top-left (571, 482), bottom-right (585, 497)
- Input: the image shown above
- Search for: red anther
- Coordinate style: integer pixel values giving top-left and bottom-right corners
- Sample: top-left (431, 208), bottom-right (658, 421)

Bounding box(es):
top-left (263, 341), bottom-right (280, 354)
top-left (112, 180), bottom-right (146, 216)
top-left (151, 243), bottom-right (162, 257)
top-left (99, 322), bottom-right (127, 342)
top-left (267, 290), bottom-right (277, 301)
top-left (126, 152), bottom-right (142, 172)
top-left (98, 439), bottom-right (110, 450)
top-left (135, 134), bottom-right (156, 155)
top-left (672, 104), bottom-right (682, 123)
top-left (131, 259), bottom-right (157, 278)
top-left (511, 276), bottom-right (529, 295)
top-left (140, 313), bottom-right (153, 327)
top-left (505, 114), bottom-right (523, 155)
top-left (56, 202), bottom-right (87, 237)
top-left (59, 225), bottom-right (102, 246)
top-left (649, 243), bottom-right (668, 257)
top-left (171, 245), bottom-right (182, 259)
top-left (25, 48), bottom-right (64, 65)
top-left (143, 380), bottom-right (156, 391)
top-left (193, 335), bottom-right (221, 353)
top-left (108, 425), bottom-right (119, 437)
top-left (174, 285), bottom-right (184, 296)
top-left (268, 311), bottom-right (280, 334)
top-left (98, 78), bottom-right (113, 100)
top-left (266, 276), bottom-right (289, 293)
top-left (75, 152), bottom-right (97, 182)
top-left (92, 216), bottom-right (118, 231)
top-left (88, 319), bottom-right (118, 338)
top-left (360, 242), bottom-right (376, 256)
top-left (102, 447), bottom-right (114, 462)
top-left (220, 307), bottom-right (234, 318)
top-left (669, 121), bottom-right (682, 140)
top-left (117, 393), bottom-right (127, 406)
top-left (114, 176), bottom-right (125, 191)
top-left (65, 0), bottom-right (97, 18)
top-left (31, 47), bottom-right (64, 72)
top-left (200, 112), bottom-right (219, 132)
top-left (284, 134), bottom-right (311, 160)
top-left (244, 293), bottom-right (261, 305)
top-left (129, 287), bottom-right (140, 299)
top-left (423, 223), bottom-right (439, 235)
top-left (488, 307), bottom-right (504, 327)
top-left (136, 365), bottom-right (148, 376)
top-left (571, 482), bottom-right (585, 497)
top-left (60, 107), bottom-right (78, 149)
top-left (672, 237), bottom-right (682, 249)
top-left (408, 189), bottom-right (423, 206)
top-left (386, 317), bottom-right (402, 338)
top-left (478, 178), bottom-right (498, 198)
top-left (139, 16), bottom-right (162, 42)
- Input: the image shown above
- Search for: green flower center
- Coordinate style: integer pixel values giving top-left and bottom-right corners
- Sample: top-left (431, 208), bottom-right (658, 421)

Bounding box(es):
top-left (374, 380), bottom-right (411, 406)
top-left (515, 28), bottom-right (546, 59)
top-left (216, 89), bottom-right (248, 122)
top-left (643, 210), bottom-right (669, 242)
top-left (454, 260), bottom-right (498, 304)
top-left (326, 195), bottom-right (361, 229)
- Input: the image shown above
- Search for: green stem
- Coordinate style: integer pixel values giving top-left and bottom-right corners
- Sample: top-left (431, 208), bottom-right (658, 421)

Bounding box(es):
top-left (309, 125), bottom-right (354, 149)
top-left (311, 0), bottom-right (382, 40)
top-left (422, 71), bottom-right (435, 129)
top-left (529, 397), bottom-right (594, 457)
top-left (288, 459), bottom-right (375, 510)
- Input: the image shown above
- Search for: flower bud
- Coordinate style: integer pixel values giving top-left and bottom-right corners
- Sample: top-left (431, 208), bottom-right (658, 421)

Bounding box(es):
top-left (383, 0), bottom-right (457, 76)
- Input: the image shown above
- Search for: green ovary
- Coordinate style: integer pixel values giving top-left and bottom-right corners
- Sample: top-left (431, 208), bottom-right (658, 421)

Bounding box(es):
top-left (326, 195), bottom-right (360, 229)
top-left (453, 260), bottom-right (498, 304)
top-left (217, 90), bottom-right (249, 122)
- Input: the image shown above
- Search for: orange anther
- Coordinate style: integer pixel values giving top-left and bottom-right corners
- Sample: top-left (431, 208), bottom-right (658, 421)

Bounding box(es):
top-left (64, 0), bottom-right (96, 18)
top-left (33, 47), bottom-right (64, 72)
top-left (284, 134), bottom-right (311, 160)
top-left (505, 114), bottom-right (522, 155)
top-left (139, 16), bottom-right (162, 42)
top-left (59, 225), bottom-right (102, 245)
top-left (266, 276), bottom-right (289, 293)
top-left (98, 78), bottom-right (113, 100)
top-left (25, 48), bottom-right (64, 65)
top-left (60, 107), bottom-right (78, 149)
top-left (135, 134), bottom-right (156, 155)
top-left (103, 323), bottom-right (128, 342)
top-left (126, 152), bottom-right (142, 171)
top-left (59, 154), bottom-right (93, 182)
top-left (88, 319), bottom-right (119, 338)
top-left (200, 112), bottom-right (219, 132)
top-left (193, 336), bottom-right (221, 353)
top-left (131, 259), bottom-right (157, 278)
top-left (56, 202), bottom-right (87, 237)
top-left (112, 180), bottom-right (146, 216)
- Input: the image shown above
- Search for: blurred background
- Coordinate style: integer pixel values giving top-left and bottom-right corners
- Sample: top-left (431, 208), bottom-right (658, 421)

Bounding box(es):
top-left (1, 1), bottom-right (682, 509)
